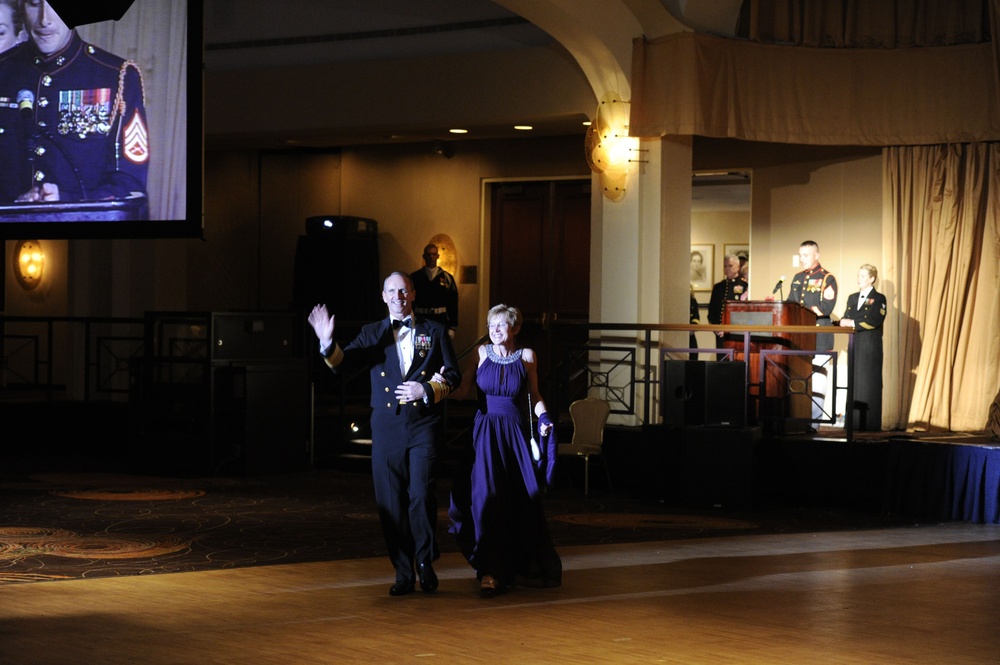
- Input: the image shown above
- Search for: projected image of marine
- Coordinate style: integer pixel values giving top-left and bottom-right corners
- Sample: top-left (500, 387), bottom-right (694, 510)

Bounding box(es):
top-left (13, 0), bottom-right (149, 209)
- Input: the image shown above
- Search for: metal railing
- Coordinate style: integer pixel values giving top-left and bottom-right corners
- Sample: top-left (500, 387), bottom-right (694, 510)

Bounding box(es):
top-left (541, 322), bottom-right (855, 439)
top-left (4, 315), bottom-right (858, 442)
top-left (1, 315), bottom-right (145, 401)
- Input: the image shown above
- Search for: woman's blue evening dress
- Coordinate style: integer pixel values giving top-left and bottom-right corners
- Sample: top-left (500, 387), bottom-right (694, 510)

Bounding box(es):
top-left (448, 346), bottom-right (562, 587)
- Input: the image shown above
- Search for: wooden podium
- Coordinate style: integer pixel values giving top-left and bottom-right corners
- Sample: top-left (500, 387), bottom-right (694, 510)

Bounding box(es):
top-left (723, 301), bottom-right (816, 422)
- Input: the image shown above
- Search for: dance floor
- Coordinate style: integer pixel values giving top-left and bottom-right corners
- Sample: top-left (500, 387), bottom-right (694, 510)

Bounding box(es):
top-left (2, 524), bottom-right (998, 664)
top-left (2, 401), bottom-right (998, 662)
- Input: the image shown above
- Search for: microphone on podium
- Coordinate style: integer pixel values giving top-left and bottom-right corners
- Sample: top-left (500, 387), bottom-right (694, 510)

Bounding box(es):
top-left (17, 89), bottom-right (34, 118)
top-left (771, 276), bottom-right (786, 295)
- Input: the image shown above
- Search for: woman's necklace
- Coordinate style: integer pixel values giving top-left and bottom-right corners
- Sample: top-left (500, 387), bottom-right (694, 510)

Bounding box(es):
top-left (488, 344), bottom-right (521, 384)
top-left (487, 344), bottom-right (521, 364)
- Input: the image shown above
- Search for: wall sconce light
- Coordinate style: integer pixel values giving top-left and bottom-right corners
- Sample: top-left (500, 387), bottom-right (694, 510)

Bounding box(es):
top-left (14, 239), bottom-right (45, 290)
top-left (427, 233), bottom-right (458, 277)
top-left (585, 91), bottom-right (637, 202)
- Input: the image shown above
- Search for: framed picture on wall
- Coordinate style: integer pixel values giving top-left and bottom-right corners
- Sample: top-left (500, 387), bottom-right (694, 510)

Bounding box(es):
top-left (690, 243), bottom-right (714, 291)
top-left (724, 244), bottom-right (749, 263)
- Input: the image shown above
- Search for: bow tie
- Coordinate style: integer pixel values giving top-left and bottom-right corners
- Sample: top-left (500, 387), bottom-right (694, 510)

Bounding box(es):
top-left (392, 318), bottom-right (413, 330)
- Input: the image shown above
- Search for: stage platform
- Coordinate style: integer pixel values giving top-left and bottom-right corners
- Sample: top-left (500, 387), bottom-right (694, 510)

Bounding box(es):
top-left (622, 425), bottom-right (1000, 524)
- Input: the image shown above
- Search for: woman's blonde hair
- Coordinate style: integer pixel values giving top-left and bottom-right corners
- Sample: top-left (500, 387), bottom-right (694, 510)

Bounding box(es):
top-left (860, 263), bottom-right (878, 284)
top-left (487, 303), bottom-right (522, 329)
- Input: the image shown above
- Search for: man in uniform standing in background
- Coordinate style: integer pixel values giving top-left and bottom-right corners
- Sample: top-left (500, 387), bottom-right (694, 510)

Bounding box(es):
top-left (708, 253), bottom-right (748, 356)
top-left (411, 243), bottom-right (459, 338)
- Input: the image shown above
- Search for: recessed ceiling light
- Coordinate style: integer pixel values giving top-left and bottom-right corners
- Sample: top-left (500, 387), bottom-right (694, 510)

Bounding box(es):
top-left (514, 125), bottom-right (533, 131)
top-left (449, 128), bottom-right (468, 134)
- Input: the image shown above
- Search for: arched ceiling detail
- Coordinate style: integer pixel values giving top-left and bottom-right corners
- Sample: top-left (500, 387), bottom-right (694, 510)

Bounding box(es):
top-left (493, 0), bottom-right (687, 103)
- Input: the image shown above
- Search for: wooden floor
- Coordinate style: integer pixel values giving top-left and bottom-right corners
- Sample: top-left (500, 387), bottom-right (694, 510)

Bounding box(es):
top-left (2, 523), bottom-right (999, 664)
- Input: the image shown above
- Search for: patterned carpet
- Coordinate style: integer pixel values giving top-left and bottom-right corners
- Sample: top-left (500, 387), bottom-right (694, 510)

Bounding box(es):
top-left (0, 461), bottom-right (912, 586)
top-left (3, 398), bottom-right (990, 585)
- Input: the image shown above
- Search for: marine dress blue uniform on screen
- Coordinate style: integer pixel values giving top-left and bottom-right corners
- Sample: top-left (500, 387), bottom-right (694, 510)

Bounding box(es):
top-left (11, 30), bottom-right (149, 205)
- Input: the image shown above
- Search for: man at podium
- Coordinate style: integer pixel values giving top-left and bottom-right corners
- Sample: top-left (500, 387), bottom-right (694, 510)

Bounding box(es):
top-left (786, 240), bottom-right (839, 423)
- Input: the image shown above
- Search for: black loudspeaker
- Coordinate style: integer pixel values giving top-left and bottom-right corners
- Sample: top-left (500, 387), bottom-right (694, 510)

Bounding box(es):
top-left (662, 360), bottom-right (707, 426)
top-left (637, 424), bottom-right (683, 503)
top-left (292, 217), bottom-right (381, 321)
top-left (305, 215), bottom-right (377, 236)
top-left (211, 362), bottom-right (309, 476)
top-left (682, 427), bottom-right (760, 509)
top-left (704, 362), bottom-right (747, 427)
top-left (662, 360), bottom-right (747, 428)
top-left (212, 312), bottom-right (298, 361)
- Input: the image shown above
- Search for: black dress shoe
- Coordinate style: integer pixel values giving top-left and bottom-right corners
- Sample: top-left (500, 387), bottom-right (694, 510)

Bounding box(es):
top-left (389, 580), bottom-right (415, 596)
top-left (418, 563), bottom-right (439, 593)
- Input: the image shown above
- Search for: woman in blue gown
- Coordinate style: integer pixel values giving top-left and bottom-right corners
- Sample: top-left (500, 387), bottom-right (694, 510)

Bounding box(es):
top-left (444, 304), bottom-right (561, 595)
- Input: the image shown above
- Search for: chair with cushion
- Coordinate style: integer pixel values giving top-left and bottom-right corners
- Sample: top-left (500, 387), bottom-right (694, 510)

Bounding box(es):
top-left (558, 397), bottom-right (612, 496)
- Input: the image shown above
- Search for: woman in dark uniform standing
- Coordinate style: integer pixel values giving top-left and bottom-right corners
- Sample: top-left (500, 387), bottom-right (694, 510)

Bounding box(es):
top-left (839, 264), bottom-right (887, 431)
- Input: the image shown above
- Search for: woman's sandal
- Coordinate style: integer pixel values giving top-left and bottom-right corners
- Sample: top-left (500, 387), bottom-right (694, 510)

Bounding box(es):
top-left (479, 574), bottom-right (497, 597)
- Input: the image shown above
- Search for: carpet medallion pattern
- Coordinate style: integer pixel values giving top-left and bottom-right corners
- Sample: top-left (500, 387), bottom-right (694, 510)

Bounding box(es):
top-left (0, 468), bottom-right (907, 585)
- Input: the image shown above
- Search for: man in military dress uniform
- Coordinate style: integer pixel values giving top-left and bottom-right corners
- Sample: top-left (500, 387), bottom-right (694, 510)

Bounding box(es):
top-left (411, 244), bottom-right (459, 338)
top-left (11, 1), bottom-right (148, 208)
top-left (708, 253), bottom-right (748, 356)
top-left (308, 272), bottom-right (461, 597)
top-left (786, 240), bottom-right (838, 423)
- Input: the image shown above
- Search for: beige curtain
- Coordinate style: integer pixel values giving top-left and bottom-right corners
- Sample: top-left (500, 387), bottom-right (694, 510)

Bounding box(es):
top-left (992, 0), bottom-right (1000, 120)
top-left (630, 33), bottom-right (1000, 145)
top-left (78, 0), bottom-right (189, 221)
top-left (883, 143), bottom-right (1000, 431)
top-left (741, 0), bottom-right (991, 48)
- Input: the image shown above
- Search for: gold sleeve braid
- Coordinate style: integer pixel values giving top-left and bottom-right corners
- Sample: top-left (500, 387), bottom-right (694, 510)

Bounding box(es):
top-left (322, 343), bottom-right (345, 368)
top-left (426, 380), bottom-right (452, 404)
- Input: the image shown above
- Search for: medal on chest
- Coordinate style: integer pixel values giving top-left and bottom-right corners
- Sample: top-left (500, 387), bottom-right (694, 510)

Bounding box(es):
top-left (58, 88), bottom-right (112, 138)
top-left (415, 334), bottom-right (431, 358)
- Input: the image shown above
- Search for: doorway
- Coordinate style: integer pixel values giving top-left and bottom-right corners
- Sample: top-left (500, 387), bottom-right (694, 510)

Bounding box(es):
top-left (691, 170), bottom-right (751, 355)
top-left (487, 179), bottom-right (591, 375)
